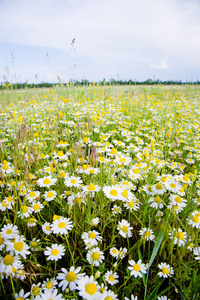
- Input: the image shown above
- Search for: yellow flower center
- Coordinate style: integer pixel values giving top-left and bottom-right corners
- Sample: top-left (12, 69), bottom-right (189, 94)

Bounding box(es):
top-left (110, 189), bottom-right (118, 196)
top-left (85, 283), bottom-right (97, 295)
top-left (33, 203), bottom-right (40, 211)
top-left (28, 218), bottom-right (35, 224)
top-left (30, 191), bottom-right (36, 197)
top-left (44, 178), bottom-right (51, 185)
top-left (73, 197), bottom-right (82, 204)
top-left (2, 200), bottom-right (8, 207)
top-left (182, 175), bottom-right (189, 182)
top-left (122, 225), bottom-right (128, 233)
top-left (71, 179), bottom-right (77, 184)
top-left (88, 184), bottom-right (96, 191)
top-left (105, 297), bottom-right (113, 300)
top-left (0, 234), bottom-right (4, 245)
top-left (46, 225), bottom-right (50, 231)
top-left (22, 205), bottom-right (28, 213)
top-left (2, 165), bottom-right (9, 170)
top-left (111, 148), bottom-right (117, 155)
top-left (155, 183), bottom-right (163, 190)
top-left (174, 196), bottom-right (182, 203)
top-left (47, 191), bottom-right (54, 198)
top-left (46, 282), bottom-right (53, 289)
top-left (162, 267), bottom-right (169, 274)
top-left (109, 275), bottom-right (115, 281)
top-left (83, 137), bottom-right (88, 143)
top-left (58, 222), bottom-right (66, 228)
top-left (120, 158), bottom-right (126, 163)
top-left (132, 168), bottom-right (139, 174)
top-left (32, 241), bottom-right (37, 247)
top-left (145, 230), bottom-right (150, 237)
top-left (6, 229), bottom-right (12, 235)
top-left (14, 241), bottom-right (23, 251)
top-left (128, 201), bottom-right (135, 208)
top-left (133, 264), bottom-right (141, 271)
top-left (51, 249), bottom-right (59, 256)
top-left (32, 286), bottom-right (40, 296)
top-left (176, 232), bottom-right (184, 240)
top-left (66, 271), bottom-right (77, 282)
top-left (193, 216), bottom-right (199, 223)
top-left (57, 151), bottom-right (64, 157)
top-left (92, 252), bottom-right (100, 260)
top-left (112, 249), bottom-right (118, 254)
top-left (7, 197), bottom-right (13, 202)
top-left (170, 183), bottom-right (176, 189)
top-left (88, 232), bottom-right (96, 239)
top-left (16, 297), bottom-right (24, 300)
top-left (60, 171), bottom-right (66, 178)
top-left (154, 196), bottom-right (161, 203)
top-left (121, 190), bottom-right (128, 197)
top-left (161, 176), bottom-right (167, 182)
top-left (3, 254), bottom-right (14, 265)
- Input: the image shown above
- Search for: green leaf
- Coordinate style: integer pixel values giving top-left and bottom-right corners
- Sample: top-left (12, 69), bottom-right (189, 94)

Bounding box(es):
top-left (148, 212), bottom-right (169, 269)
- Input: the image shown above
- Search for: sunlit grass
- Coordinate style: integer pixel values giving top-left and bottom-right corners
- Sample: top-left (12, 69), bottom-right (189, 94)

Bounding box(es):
top-left (0, 84), bottom-right (200, 300)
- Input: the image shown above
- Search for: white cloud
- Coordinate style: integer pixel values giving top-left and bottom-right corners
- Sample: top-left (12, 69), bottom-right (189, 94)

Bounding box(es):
top-left (150, 56), bottom-right (169, 69)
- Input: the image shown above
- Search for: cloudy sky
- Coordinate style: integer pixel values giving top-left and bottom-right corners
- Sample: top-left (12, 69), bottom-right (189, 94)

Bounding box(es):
top-left (0, 0), bottom-right (200, 83)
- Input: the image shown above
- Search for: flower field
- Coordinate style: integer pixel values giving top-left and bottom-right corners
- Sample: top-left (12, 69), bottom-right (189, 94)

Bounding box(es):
top-left (0, 84), bottom-right (200, 300)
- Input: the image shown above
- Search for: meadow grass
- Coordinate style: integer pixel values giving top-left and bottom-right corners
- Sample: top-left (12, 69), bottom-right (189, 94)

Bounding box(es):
top-left (0, 84), bottom-right (200, 300)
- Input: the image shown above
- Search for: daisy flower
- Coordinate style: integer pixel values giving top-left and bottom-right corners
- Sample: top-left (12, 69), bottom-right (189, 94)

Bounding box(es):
top-left (31, 201), bottom-right (44, 213)
top-left (158, 262), bottom-right (174, 278)
top-left (42, 222), bottom-right (52, 235)
top-left (5, 236), bottom-right (30, 259)
top-left (124, 296), bottom-right (138, 300)
top-left (188, 211), bottom-right (200, 229)
top-left (44, 244), bottom-right (65, 261)
top-left (86, 247), bottom-right (105, 267)
top-left (14, 289), bottom-right (30, 300)
top-left (42, 278), bottom-right (58, 291)
top-left (193, 247), bottom-right (200, 260)
top-left (82, 184), bottom-right (101, 193)
top-left (1, 223), bottom-right (19, 239)
top-left (82, 230), bottom-right (102, 247)
top-left (152, 182), bottom-right (166, 195)
top-left (169, 194), bottom-right (187, 209)
top-left (26, 190), bottom-right (40, 202)
top-left (170, 228), bottom-right (187, 247)
top-left (105, 270), bottom-right (119, 285)
top-left (164, 179), bottom-right (182, 193)
top-left (117, 219), bottom-right (133, 238)
top-left (37, 176), bottom-right (57, 188)
top-left (128, 259), bottom-right (147, 278)
top-left (17, 204), bottom-right (33, 218)
top-left (38, 289), bottom-right (64, 300)
top-left (77, 275), bottom-right (100, 300)
top-left (103, 185), bottom-right (123, 201)
top-left (123, 198), bottom-right (139, 211)
top-left (99, 290), bottom-right (118, 300)
top-left (157, 296), bottom-right (170, 300)
top-left (51, 217), bottom-right (73, 235)
top-left (112, 205), bottom-right (122, 214)
top-left (149, 196), bottom-right (164, 209)
top-left (44, 190), bottom-right (57, 202)
top-left (67, 193), bottom-right (85, 206)
top-left (0, 253), bottom-right (21, 274)
top-left (139, 227), bottom-right (155, 242)
top-left (110, 247), bottom-right (119, 258)
top-left (91, 217), bottom-right (100, 227)
top-left (64, 176), bottom-right (83, 188)
top-left (57, 266), bottom-right (85, 291)
top-left (27, 217), bottom-right (37, 227)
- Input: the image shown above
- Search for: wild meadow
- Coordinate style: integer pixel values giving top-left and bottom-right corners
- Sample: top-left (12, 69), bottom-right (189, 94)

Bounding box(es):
top-left (0, 84), bottom-right (200, 300)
